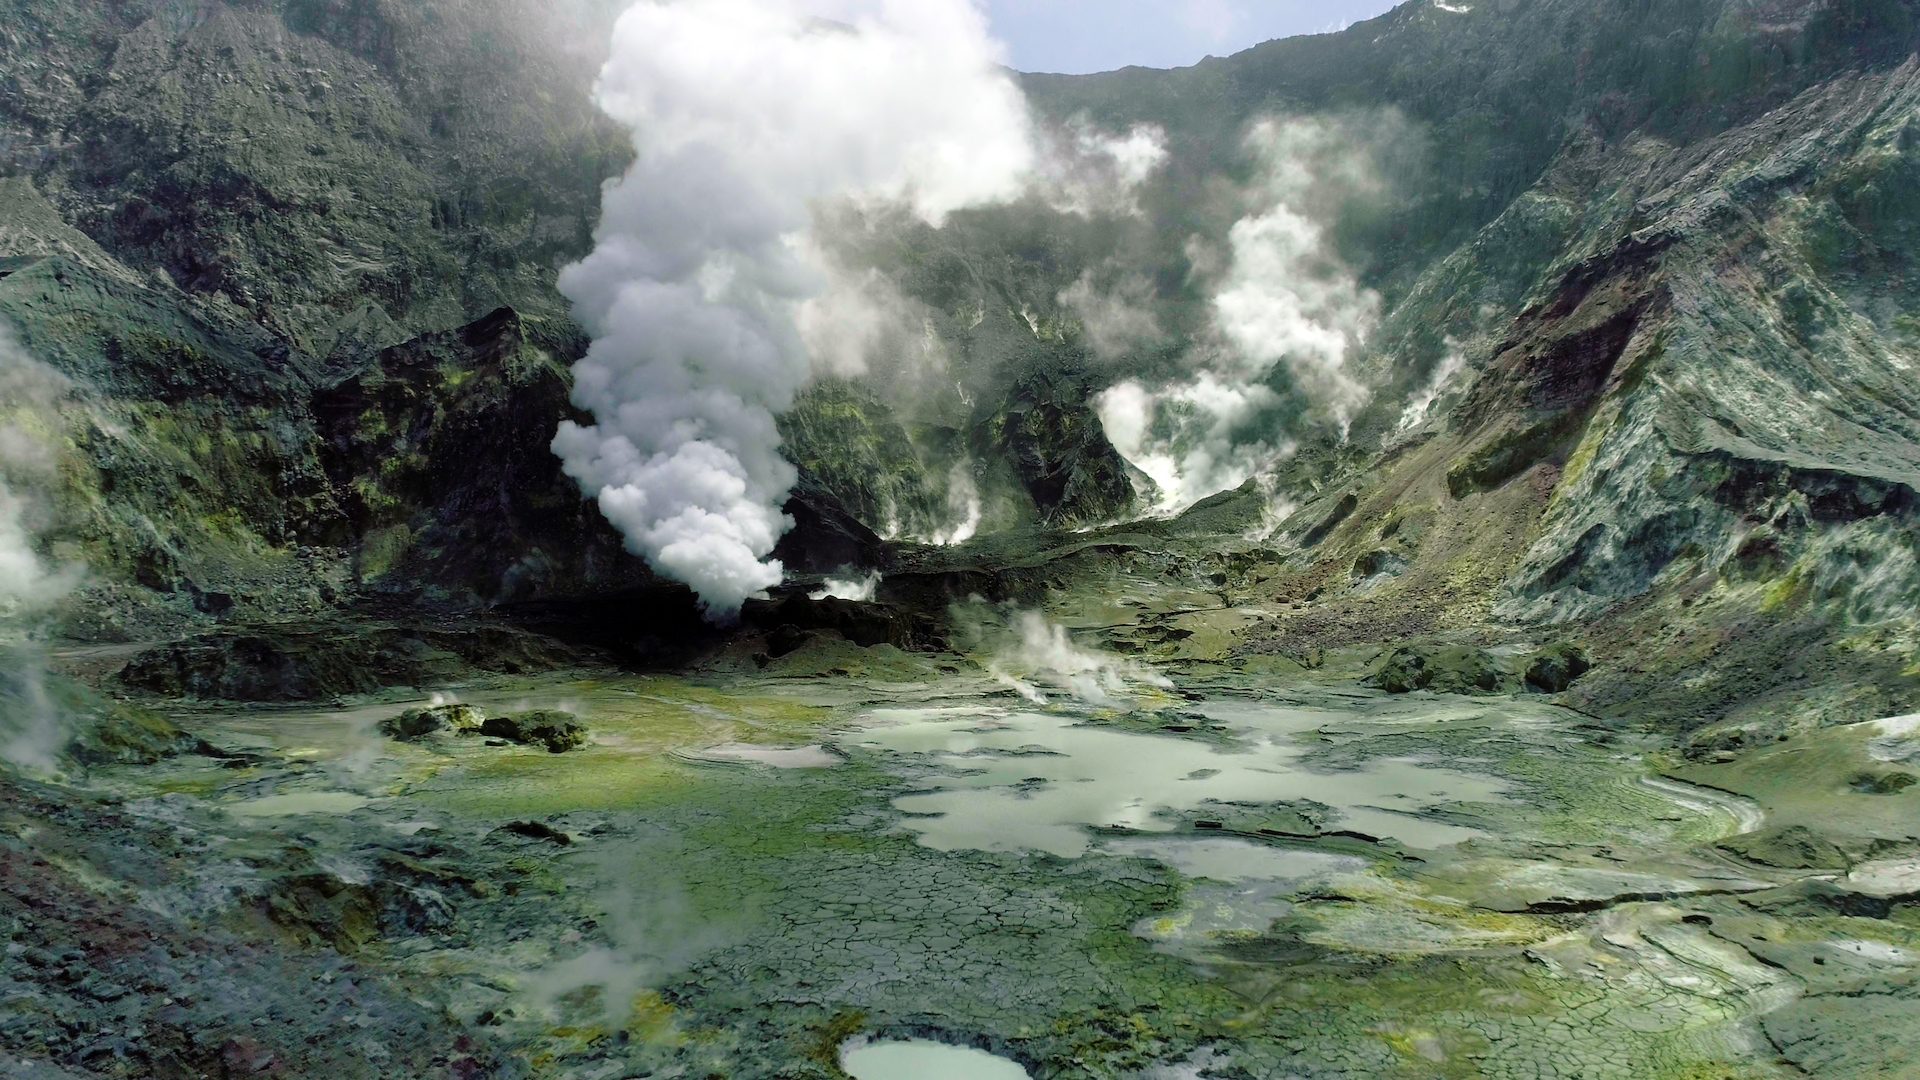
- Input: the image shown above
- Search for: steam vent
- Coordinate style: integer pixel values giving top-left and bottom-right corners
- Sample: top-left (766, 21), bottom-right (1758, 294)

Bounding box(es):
top-left (6, 0), bottom-right (1920, 1076)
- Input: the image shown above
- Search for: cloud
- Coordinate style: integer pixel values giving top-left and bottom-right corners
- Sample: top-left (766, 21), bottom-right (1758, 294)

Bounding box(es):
top-left (554, 0), bottom-right (1034, 617)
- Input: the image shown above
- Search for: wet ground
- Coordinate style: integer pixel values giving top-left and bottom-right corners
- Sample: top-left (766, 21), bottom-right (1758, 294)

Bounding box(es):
top-left (15, 624), bottom-right (1906, 1080)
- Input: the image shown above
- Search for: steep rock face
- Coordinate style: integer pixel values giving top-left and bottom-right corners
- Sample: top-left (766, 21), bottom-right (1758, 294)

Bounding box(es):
top-left (777, 372), bottom-right (1139, 540)
top-left (1451, 59), bottom-right (1920, 626)
top-left (972, 367), bottom-right (1136, 528)
top-left (775, 382), bottom-right (949, 541)
top-left (3, 0), bottom-right (629, 354)
top-left (0, 0), bottom-right (1154, 635)
top-left (310, 306), bottom-right (651, 606)
top-left (0, 0), bottom-right (640, 638)
top-left (1026, 0), bottom-right (1920, 324)
top-left (999, 0), bottom-right (1920, 733)
top-left (1226, 43), bottom-right (1920, 731)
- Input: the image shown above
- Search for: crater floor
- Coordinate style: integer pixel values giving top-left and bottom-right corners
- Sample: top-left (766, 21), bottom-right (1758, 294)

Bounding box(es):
top-left (13, 644), bottom-right (1911, 1080)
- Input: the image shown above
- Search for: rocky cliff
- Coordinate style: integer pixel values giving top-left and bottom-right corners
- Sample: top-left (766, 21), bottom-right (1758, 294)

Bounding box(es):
top-left (1018, 0), bottom-right (1920, 737)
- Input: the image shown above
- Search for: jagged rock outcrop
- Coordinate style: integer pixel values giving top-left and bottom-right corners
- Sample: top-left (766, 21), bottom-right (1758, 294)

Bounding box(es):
top-left (972, 367), bottom-right (1135, 527)
top-left (309, 306), bottom-right (652, 606)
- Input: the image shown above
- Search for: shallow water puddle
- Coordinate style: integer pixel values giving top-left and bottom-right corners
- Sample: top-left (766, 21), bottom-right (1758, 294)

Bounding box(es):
top-left (686, 743), bottom-right (841, 768)
top-left (841, 1039), bottom-right (1028, 1080)
top-left (223, 791), bottom-right (373, 817)
top-left (852, 708), bottom-right (1510, 856)
top-left (1096, 836), bottom-right (1363, 883)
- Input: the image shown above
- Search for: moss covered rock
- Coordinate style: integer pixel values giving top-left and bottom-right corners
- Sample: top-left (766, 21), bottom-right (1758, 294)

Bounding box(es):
top-left (1370, 645), bottom-right (1518, 695)
top-left (1524, 643), bottom-right (1592, 693)
top-left (378, 703), bottom-right (480, 741)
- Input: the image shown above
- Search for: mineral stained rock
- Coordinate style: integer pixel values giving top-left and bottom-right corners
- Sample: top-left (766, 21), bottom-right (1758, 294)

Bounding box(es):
top-left (378, 703), bottom-right (481, 741)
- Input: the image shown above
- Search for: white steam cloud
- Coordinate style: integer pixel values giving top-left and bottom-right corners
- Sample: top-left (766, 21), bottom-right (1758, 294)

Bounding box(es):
top-left (1096, 372), bottom-right (1291, 514)
top-left (809, 571), bottom-right (881, 602)
top-left (1038, 117), bottom-right (1170, 217)
top-left (0, 325), bottom-right (80, 775)
top-left (1059, 269), bottom-right (1167, 362)
top-left (1098, 118), bottom-right (1382, 516)
top-left (555, 0), bottom-right (1034, 617)
top-left (0, 329), bottom-right (73, 618)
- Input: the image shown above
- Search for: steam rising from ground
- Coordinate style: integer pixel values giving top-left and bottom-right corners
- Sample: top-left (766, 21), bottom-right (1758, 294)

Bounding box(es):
top-left (1097, 118), bottom-right (1382, 515)
top-left (810, 571), bottom-right (881, 602)
top-left (555, 0), bottom-right (1033, 616)
top-left (1396, 341), bottom-right (1468, 433)
top-left (1039, 118), bottom-right (1169, 217)
top-left (528, 853), bottom-right (732, 1032)
top-left (987, 610), bottom-right (1171, 707)
top-left (0, 325), bottom-right (79, 774)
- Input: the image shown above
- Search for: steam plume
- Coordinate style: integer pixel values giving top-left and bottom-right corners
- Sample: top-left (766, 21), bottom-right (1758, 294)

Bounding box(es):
top-left (1097, 118), bottom-right (1381, 515)
top-left (0, 325), bottom-right (79, 774)
top-left (555, 0), bottom-right (1033, 616)
top-left (987, 610), bottom-right (1171, 707)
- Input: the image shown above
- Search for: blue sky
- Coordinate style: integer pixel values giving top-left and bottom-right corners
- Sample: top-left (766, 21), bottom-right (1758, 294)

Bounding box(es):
top-left (982, 0), bottom-right (1402, 74)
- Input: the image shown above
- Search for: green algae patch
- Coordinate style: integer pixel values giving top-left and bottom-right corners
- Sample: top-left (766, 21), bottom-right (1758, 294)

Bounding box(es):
top-left (807, 1009), bottom-right (869, 1073)
top-left (407, 676), bottom-right (844, 818)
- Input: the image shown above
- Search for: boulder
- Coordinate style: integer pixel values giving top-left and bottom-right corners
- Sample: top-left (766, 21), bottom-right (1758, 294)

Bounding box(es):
top-left (1849, 771), bottom-right (1918, 795)
top-left (1525, 644), bottom-right (1592, 693)
top-left (479, 710), bottom-right (586, 753)
top-left (378, 703), bottom-right (480, 742)
top-left (497, 820), bottom-right (572, 846)
top-left (1370, 645), bottom-right (1518, 695)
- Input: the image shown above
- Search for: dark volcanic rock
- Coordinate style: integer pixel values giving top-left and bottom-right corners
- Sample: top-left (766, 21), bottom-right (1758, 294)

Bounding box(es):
top-left (119, 622), bottom-right (584, 701)
top-left (310, 307), bottom-right (656, 606)
top-left (772, 474), bottom-right (888, 577)
top-left (1848, 771), bottom-right (1918, 795)
top-left (765, 625), bottom-right (814, 660)
top-left (1718, 825), bottom-right (1850, 870)
top-left (497, 820), bottom-right (573, 846)
top-left (479, 711), bottom-right (586, 753)
top-left (742, 595), bottom-right (918, 650)
top-left (776, 381), bottom-right (947, 540)
top-left (973, 368), bottom-right (1134, 527)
